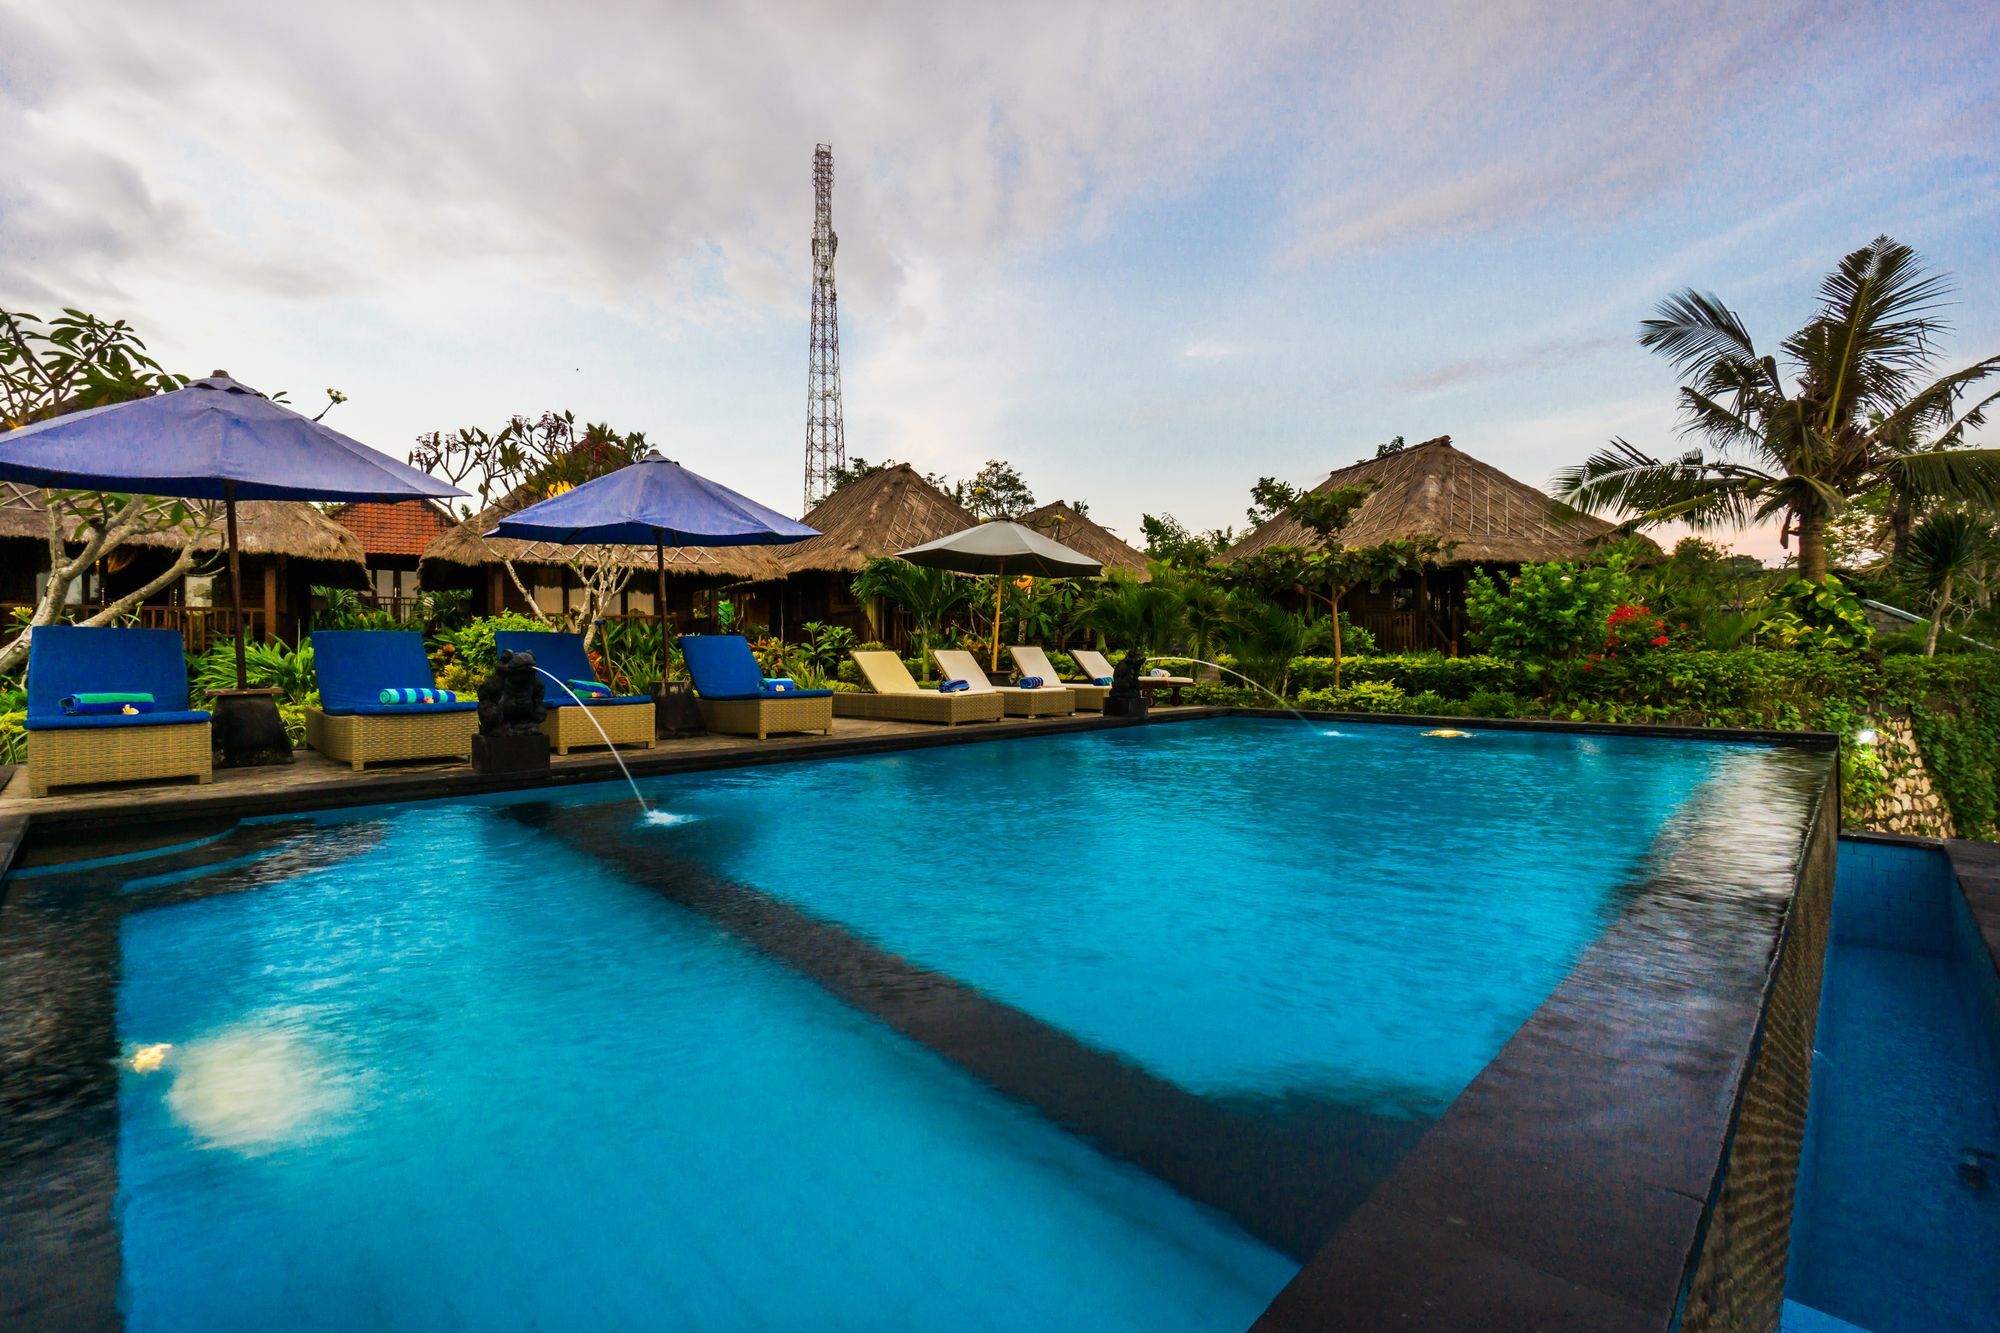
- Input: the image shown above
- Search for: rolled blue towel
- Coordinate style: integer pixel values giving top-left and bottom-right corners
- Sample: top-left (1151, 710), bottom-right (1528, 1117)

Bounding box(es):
top-left (61, 692), bottom-right (155, 715)
top-left (1093, 677), bottom-right (1113, 686)
top-left (377, 687), bottom-right (458, 705)
top-left (938, 679), bottom-right (969, 693)
top-left (1018, 676), bottom-right (1044, 689)
top-left (762, 677), bottom-right (798, 694)
top-left (565, 678), bottom-right (612, 698)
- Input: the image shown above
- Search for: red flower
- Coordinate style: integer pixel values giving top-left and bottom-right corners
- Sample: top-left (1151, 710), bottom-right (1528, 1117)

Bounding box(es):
top-left (1651, 635), bottom-right (1669, 647)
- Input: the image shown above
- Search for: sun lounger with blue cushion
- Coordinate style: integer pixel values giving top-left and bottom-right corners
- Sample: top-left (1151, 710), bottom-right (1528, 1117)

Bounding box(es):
top-left (832, 650), bottom-right (1004, 725)
top-left (679, 634), bottom-right (833, 740)
top-left (493, 630), bottom-right (656, 754)
top-left (22, 626), bottom-right (213, 797)
top-left (306, 630), bottom-right (478, 771)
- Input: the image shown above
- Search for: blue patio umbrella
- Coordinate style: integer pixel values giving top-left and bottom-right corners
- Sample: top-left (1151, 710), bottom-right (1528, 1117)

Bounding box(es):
top-left (0, 373), bottom-right (465, 688)
top-left (485, 449), bottom-right (817, 681)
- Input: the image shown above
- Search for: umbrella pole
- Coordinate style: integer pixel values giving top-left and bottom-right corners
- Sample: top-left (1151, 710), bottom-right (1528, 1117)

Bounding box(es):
top-left (991, 558), bottom-right (1005, 675)
top-left (655, 534), bottom-right (668, 686)
top-left (224, 480), bottom-right (248, 690)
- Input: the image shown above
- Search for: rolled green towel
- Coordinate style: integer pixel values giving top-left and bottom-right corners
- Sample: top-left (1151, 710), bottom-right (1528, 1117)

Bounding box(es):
top-left (564, 679), bottom-right (612, 698)
top-left (377, 687), bottom-right (458, 705)
top-left (61, 692), bottom-right (156, 715)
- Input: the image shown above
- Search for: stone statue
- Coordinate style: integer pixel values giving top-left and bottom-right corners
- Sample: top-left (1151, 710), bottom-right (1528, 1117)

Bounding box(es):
top-left (1103, 646), bottom-right (1149, 718)
top-left (477, 649), bottom-right (548, 736)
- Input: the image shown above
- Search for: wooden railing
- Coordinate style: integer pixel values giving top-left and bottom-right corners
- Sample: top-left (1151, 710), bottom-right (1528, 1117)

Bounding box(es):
top-left (1352, 610), bottom-right (1423, 652)
top-left (2, 604), bottom-right (266, 655)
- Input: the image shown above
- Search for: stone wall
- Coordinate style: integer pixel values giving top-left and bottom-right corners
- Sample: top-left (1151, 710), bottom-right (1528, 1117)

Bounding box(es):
top-left (1853, 712), bottom-right (1958, 839)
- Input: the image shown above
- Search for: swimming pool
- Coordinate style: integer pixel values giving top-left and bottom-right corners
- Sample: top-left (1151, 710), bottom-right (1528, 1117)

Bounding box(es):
top-left (0, 716), bottom-right (1832, 1329)
top-left (1784, 841), bottom-right (2000, 1333)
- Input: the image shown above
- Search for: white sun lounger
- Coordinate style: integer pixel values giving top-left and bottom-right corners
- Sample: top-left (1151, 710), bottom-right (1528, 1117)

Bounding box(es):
top-left (931, 649), bottom-right (1075, 718)
top-left (1071, 649), bottom-right (1194, 703)
top-left (833, 651), bottom-right (1005, 725)
top-left (1008, 645), bottom-right (1106, 712)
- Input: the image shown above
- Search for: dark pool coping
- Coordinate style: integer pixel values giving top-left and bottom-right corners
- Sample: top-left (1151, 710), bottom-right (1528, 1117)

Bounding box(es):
top-left (1254, 739), bottom-right (1841, 1331)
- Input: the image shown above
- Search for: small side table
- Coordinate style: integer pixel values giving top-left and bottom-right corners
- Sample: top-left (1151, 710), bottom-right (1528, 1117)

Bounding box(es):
top-left (210, 687), bottom-right (294, 768)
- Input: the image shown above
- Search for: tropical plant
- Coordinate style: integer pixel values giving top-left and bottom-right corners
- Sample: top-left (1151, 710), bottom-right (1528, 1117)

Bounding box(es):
top-left (1221, 592), bottom-right (1308, 691)
top-left (1078, 574), bottom-right (1184, 659)
top-left (852, 558), bottom-right (976, 668)
top-left (1556, 236), bottom-right (2000, 583)
top-left (1896, 511), bottom-right (1996, 655)
top-left (1761, 574), bottom-right (1874, 651)
top-left (1466, 557), bottom-right (1635, 661)
top-left (1177, 577), bottom-right (1233, 672)
top-left (190, 639), bottom-right (317, 702)
top-left (796, 621), bottom-right (859, 676)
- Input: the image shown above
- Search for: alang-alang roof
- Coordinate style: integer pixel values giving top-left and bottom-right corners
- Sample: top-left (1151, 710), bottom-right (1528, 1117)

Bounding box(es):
top-left (780, 463), bottom-right (980, 576)
top-left (1220, 435), bottom-right (1625, 566)
top-left (1021, 502), bottom-right (1149, 579)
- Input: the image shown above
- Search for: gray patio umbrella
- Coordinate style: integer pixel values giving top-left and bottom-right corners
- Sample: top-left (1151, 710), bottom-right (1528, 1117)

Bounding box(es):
top-left (896, 520), bottom-right (1101, 672)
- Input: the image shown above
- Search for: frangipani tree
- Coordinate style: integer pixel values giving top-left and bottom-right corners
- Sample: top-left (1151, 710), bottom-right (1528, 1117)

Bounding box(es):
top-left (1557, 236), bottom-right (2000, 582)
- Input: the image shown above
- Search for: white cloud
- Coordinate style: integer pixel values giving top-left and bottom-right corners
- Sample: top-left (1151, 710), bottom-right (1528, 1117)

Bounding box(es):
top-left (1181, 341), bottom-right (1244, 360)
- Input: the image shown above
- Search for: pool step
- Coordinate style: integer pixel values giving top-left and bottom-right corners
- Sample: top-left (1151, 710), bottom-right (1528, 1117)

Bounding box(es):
top-left (1780, 1299), bottom-right (1872, 1332)
top-left (508, 800), bottom-right (1430, 1262)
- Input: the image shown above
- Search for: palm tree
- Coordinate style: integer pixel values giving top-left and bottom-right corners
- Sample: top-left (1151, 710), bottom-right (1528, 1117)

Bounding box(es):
top-left (1897, 511), bottom-right (1994, 655)
top-left (851, 558), bottom-right (974, 671)
top-left (1078, 574), bottom-right (1183, 660)
top-left (1557, 237), bottom-right (2000, 582)
top-left (1177, 577), bottom-right (1232, 674)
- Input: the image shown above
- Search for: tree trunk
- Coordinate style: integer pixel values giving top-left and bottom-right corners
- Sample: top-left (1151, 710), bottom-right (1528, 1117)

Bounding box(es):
top-left (1925, 573), bottom-right (1952, 657)
top-left (1330, 586), bottom-right (1346, 690)
top-left (1796, 509), bottom-right (1829, 583)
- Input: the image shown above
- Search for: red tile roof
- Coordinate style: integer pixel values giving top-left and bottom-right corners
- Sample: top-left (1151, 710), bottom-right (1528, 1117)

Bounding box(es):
top-left (328, 499), bottom-right (459, 557)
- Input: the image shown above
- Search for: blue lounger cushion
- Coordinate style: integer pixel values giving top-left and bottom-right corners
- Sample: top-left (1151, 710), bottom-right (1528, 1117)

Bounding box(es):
top-left (25, 627), bottom-right (209, 733)
top-left (491, 630), bottom-right (650, 708)
top-left (679, 635), bottom-right (832, 701)
top-left (312, 630), bottom-right (476, 717)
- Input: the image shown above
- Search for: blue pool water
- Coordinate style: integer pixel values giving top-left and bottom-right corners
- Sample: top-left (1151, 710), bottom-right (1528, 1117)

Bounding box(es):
top-left (80, 718), bottom-right (1815, 1328)
top-left (637, 718), bottom-right (1785, 1112)
top-left (116, 809), bottom-right (1293, 1331)
top-left (1784, 842), bottom-right (2000, 1333)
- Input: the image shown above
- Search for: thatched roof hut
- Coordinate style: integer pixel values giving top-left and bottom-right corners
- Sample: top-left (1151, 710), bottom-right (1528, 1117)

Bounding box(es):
top-left (1220, 435), bottom-right (1625, 566)
top-left (421, 496), bottom-right (787, 583)
top-left (1021, 502), bottom-right (1149, 579)
top-left (780, 463), bottom-right (978, 575)
top-left (0, 482), bottom-right (365, 566)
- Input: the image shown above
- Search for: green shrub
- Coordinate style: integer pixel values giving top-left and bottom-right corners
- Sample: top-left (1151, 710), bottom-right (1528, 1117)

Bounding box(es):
top-left (1466, 557), bottom-right (1633, 661)
top-left (189, 639), bottom-right (317, 703)
top-left (277, 702), bottom-right (310, 751)
top-left (1296, 680), bottom-right (1408, 712)
top-left (434, 612), bottom-right (550, 671)
top-left (0, 709), bottom-right (23, 766)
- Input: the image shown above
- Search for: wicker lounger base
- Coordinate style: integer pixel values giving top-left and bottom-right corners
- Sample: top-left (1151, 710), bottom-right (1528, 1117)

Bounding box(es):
top-left (305, 708), bottom-right (479, 771)
top-left (998, 689), bottom-right (1075, 718)
top-left (697, 695), bottom-right (835, 741)
top-left (1054, 683), bottom-right (1109, 712)
top-left (25, 722), bottom-right (213, 798)
top-left (545, 702), bottom-right (657, 755)
top-left (832, 691), bottom-right (1005, 725)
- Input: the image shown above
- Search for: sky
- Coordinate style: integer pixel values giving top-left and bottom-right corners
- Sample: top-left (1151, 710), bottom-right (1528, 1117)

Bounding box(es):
top-left (3, 1), bottom-right (1998, 562)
